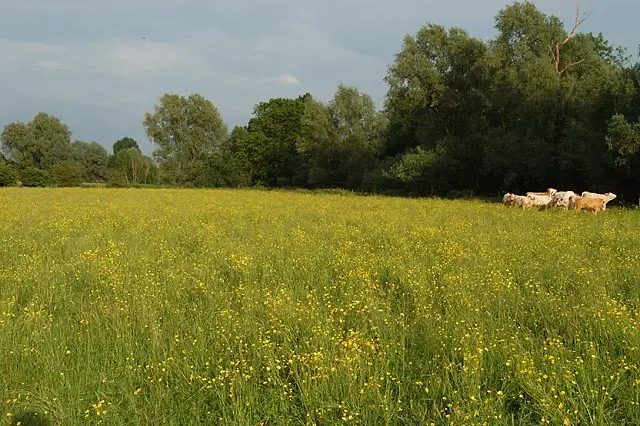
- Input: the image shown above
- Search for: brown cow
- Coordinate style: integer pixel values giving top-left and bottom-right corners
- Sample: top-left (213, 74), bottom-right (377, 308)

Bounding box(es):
top-left (581, 191), bottom-right (617, 210)
top-left (568, 195), bottom-right (606, 215)
top-left (503, 193), bottom-right (532, 209)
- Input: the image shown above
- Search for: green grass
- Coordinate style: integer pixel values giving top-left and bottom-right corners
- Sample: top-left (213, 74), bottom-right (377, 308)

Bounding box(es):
top-left (0, 188), bottom-right (638, 425)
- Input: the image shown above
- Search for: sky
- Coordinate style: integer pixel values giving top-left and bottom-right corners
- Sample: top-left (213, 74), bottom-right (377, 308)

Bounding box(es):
top-left (0, 0), bottom-right (638, 155)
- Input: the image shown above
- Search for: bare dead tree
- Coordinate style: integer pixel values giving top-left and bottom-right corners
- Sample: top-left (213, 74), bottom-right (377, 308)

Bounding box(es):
top-left (549, 2), bottom-right (592, 75)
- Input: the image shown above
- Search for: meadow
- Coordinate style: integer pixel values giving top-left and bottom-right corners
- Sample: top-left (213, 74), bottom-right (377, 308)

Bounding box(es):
top-left (0, 187), bottom-right (638, 425)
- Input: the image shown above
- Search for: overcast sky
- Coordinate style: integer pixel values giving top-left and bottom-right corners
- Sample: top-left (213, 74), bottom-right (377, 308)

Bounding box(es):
top-left (1, 0), bottom-right (638, 155)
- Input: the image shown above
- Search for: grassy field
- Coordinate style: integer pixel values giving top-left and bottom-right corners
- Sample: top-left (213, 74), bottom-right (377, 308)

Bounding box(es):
top-left (0, 188), bottom-right (638, 425)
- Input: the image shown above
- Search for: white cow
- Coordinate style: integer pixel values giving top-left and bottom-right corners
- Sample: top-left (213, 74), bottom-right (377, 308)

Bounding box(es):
top-left (547, 190), bottom-right (579, 209)
top-left (503, 192), bottom-right (515, 206)
top-left (527, 193), bottom-right (553, 207)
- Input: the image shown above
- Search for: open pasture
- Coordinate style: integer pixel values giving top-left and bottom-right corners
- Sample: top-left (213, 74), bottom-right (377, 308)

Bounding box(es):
top-left (0, 188), bottom-right (639, 425)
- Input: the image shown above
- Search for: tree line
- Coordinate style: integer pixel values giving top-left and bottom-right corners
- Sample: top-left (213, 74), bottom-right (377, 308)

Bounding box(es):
top-left (2, 1), bottom-right (640, 202)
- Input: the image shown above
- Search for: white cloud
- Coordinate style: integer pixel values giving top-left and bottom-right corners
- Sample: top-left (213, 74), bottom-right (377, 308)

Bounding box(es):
top-left (263, 73), bottom-right (301, 86)
top-left (0, 38), bottom-right (67, 71)
top-left (279, 73), bottom-right (301, 85)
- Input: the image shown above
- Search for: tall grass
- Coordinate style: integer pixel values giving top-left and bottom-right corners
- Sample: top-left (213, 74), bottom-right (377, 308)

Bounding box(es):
top-left (0, 188), bottom-right (638, 425)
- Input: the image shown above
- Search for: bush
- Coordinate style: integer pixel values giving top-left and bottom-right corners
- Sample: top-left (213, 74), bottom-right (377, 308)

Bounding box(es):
top-left (20, 167), bottom-right (50, 187)
top-left (50, 160), bottom-right (83, 187)
top-left (0, 163), bottom-right (19, 186)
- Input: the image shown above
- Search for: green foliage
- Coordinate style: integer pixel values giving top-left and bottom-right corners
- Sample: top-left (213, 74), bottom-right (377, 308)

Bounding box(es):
top-left (606, 114), bottom-right (640, 165)
top-left (0, 163), bottom-right (18, 186)
top-left (20, 167), bottom-right (49, 187)
top-left (193, 151), bottom-right (251, 188)
top-left (144, 93), bottom-right (229, 185)
top-left (112, 137), bottom-right (140, 155)
top-left (235, 88), bottom-right (385, 191)
top-left (379, 1), bottom-right (639, 196)
top-left (322, 85), bottom-right (385, 190)
top-left (383, 23), bottom-right (490, 192)
top-left (50, 160), bottom-right (83, 187)
top-left (108, 147), bottom-right (157, 185)
top-left (71, 140), bottom-right (109, 182)
top-left (383, 146), bottom-right (442, 191)
top-left (589, 32), bottom-right (632, 67)
top-left (243, 94), bottom-right (310, 187)
top-left (0, 112), bottom-right (72, 169)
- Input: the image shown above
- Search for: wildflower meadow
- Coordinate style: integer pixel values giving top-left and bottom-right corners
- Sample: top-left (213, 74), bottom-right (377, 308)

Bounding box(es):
top-left (0, 188), bottom-right (638, 425)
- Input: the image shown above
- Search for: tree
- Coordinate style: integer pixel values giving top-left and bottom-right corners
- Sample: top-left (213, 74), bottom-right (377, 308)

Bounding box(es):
top-left (296, 96), bottom-right (337, 188)
top-left (485, 1), bottom-right (629, 191)
top-left (193, 150), bottom-right (251, 188)
top-left (383, 23), bottom-right (490, 193)
top-left (71, 141), bottom-right (109, 182)
top-left (113, 137), bottom-right (140, 155)
top-left (241, 94), bottom-right (311, 187)
top-left (377, 0), bottom-right (635, 197)
top-left (225, 126), bottom-right (256, 186)
top-left (606, 114), bottom-right (640, 166)
top-left (143, 93), bottom-right (229, 185)
top-left (0, 112), bottom-right (72, 169)
top-left (588, 32), bottom-right (631, 68)
top-left (298, 85), bottom-right (386, 190)
top-left (549, 4), bottom-right (592, 74)
top-left (109, 147), bottom-right (157, 185)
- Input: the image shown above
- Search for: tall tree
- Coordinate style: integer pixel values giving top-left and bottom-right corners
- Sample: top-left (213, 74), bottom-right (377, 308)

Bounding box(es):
top-left (485, 1), bottom-right (629, 191)
top-left (143, 93), bottom-right (228, 184)
top-left (0, 112), bottom-right (72, 169)
top-left (241, 94), bottom-right (310, 187)
top-left (298, 85), bottom-right (385, 190)
top-left (383, 23), bottom-right (490, 193)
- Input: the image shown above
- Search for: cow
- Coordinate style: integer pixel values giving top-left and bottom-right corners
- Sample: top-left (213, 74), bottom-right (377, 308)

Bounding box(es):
top-left (526, 188), bottom-right (557, 197)
top-left (546, 190), bottom-right (579, 209)
top-left (581, 191), bottom-right (617, 210)
top-left (568, 195), bottom-right (607, 215)
top-left (504, 193), bottom-right (533, 209)
top-left (527, 193), bottom-right (554, 208)
top-left (503, 192), bottom-right (515, 206)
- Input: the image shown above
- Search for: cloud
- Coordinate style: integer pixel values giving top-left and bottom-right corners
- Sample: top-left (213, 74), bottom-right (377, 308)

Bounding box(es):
top-left (262, 73), bottom-right (301, 86)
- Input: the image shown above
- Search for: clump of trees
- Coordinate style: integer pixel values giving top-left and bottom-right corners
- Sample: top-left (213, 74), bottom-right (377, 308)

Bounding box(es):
top-left (0, 112), bottom-right (110, 187)
top-left (0, 114), bottom-right (156, 187)
top-left (2, 1), bottom-right (639, 202)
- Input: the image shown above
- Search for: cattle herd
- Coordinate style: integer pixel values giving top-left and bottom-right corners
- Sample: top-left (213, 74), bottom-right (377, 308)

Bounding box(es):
top-left (502, 188), bottom-right (617, 214)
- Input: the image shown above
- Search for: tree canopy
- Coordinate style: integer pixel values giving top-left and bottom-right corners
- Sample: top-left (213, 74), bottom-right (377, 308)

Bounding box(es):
top-left (143, 93), bottom-right (229, 185)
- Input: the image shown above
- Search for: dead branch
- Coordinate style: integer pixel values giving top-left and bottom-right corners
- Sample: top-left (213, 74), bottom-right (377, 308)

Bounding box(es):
top-left (551, 1), bottom-right (592, 74)
top-left (559, 58), bottom-right (586, 75)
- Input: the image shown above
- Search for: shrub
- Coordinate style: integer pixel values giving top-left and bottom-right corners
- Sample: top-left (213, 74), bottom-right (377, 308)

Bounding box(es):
top-left (0, 163), bottom-right (18, 186)
top-left (50, 160), bottom-right (83, 187)
top-left (20, 167), bottom-right (49, 187)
